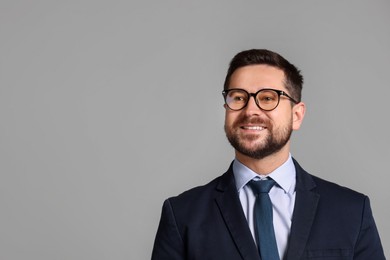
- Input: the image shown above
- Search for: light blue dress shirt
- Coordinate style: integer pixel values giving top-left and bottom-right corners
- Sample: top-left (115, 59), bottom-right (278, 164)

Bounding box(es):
top-left (233, 155), bottom-right (296, 260)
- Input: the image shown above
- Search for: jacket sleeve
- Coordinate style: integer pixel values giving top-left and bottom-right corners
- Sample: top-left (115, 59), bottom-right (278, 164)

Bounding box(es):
top-left (151, 199), bottom-right (185, 260)
top-left (354, 196), bottom-right (386, 259)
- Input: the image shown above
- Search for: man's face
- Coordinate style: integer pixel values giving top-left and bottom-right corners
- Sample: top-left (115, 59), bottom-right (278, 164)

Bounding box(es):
top-left (224, 65), bottom-right (302, 160)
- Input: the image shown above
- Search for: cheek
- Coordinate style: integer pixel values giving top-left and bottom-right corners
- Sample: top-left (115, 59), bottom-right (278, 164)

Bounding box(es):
top-left (224, 113), bottom-right (229, 125)
top-left (225, 111), bottom-right (236, 125)
top-left (269, 112), bottom-right (292, 128)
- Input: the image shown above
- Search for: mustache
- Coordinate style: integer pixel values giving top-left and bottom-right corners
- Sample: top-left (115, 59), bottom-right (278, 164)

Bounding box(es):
top-left (233, 116), bottom-right (269, 127)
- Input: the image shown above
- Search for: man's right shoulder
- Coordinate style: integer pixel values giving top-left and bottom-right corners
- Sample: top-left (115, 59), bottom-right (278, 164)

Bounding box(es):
top-left (170, 174), bottom-right (224, 202)
top-left (165, 168), bottom-right (234, 210)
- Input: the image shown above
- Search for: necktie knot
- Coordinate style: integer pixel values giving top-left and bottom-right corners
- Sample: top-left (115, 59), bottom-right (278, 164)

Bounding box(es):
top-left (249, 179), bottom-right (276, 194)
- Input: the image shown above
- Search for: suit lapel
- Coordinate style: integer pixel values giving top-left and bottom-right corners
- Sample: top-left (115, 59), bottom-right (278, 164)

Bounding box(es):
top-left (215, 166), bottom-right (260, 260)
top-left (285, 159), bottom-right (320, 260)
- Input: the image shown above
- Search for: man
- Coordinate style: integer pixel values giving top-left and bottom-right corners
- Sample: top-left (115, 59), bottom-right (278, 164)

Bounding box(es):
top-left (151, 49), bottom-right (385, 260)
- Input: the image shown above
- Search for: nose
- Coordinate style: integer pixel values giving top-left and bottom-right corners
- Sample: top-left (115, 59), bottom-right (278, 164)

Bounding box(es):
top-left (243, 95), bottom-right (261, 115)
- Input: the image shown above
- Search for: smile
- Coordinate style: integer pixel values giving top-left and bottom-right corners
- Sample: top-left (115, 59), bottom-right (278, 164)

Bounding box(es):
top-left (241, 126), bottom-right (266, 131)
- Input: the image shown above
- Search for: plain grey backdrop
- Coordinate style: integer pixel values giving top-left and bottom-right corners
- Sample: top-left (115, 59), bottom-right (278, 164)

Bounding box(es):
top-left (0, 1), bottom-right (389, 259)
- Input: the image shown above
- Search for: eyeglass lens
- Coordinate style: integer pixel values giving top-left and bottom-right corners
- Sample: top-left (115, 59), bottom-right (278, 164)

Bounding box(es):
top-left (225, 89), bottom-right (280, 111)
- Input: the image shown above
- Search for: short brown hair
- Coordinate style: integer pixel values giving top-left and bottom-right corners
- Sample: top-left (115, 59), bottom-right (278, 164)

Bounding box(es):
top-left (223, 49), bottom-right (303, 102)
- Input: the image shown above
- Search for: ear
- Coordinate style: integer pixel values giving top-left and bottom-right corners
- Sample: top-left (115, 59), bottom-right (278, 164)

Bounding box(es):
top-left (292, 102), bottom-right (306, 130)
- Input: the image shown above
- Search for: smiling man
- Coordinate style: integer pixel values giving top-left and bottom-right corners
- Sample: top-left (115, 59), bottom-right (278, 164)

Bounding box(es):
top-left (151, 49), bottom-right (385, 260)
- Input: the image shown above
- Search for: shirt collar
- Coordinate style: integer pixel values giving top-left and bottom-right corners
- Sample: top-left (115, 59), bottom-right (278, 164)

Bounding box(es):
top-left (233, 154), bottom-right (296, 194)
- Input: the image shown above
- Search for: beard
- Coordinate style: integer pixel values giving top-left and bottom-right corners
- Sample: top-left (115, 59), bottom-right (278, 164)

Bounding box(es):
top-left (225, 115), bottom-right (293, 160)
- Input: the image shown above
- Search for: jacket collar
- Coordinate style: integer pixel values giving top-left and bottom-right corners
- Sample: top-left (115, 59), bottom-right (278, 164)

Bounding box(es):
top-left (215, 163), bottom-right (261, 260)
top-left (215, 159), bottom-right (320, 260)
top-left (285, 158), bottom-right (320, 260)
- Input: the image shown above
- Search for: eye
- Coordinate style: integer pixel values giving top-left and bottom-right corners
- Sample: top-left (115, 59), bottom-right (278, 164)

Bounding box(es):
top-left (227, 90), bottom-right (247, 103)
top-left (259, 95), bottom-right (276, 102)
top-left (257, 91), bottom-right (279, 103)
top-left (233, 96), bottom-right (245, 101)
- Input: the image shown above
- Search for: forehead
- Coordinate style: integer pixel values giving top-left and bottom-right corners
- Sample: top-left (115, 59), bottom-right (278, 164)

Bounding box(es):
top-left (229, 65), bottom-right (286, 91)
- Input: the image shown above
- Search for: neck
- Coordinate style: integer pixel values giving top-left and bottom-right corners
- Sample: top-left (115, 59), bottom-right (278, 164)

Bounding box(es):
top-left (235, 143), bottom-right (291, 175)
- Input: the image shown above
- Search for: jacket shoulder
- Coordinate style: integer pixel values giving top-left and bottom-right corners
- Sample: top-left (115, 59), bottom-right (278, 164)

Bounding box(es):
top-left (293, 158), bottom-right (367, 202)
top-left (168, 170), bottom-right (231, 206)
top-left (310, 174), bottom-right (366, 200)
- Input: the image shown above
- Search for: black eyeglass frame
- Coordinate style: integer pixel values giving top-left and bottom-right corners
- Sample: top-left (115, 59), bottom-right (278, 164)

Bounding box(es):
top-left (222, 88), bottom-right (299, 111)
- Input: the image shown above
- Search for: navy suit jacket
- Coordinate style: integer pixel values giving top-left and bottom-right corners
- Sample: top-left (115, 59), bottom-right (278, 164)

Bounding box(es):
top-left (152, 159), bottom-right (385, 260)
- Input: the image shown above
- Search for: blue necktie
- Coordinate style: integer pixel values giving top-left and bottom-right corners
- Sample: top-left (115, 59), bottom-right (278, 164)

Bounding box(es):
top-left (248, 179), bottom-right (280, 260)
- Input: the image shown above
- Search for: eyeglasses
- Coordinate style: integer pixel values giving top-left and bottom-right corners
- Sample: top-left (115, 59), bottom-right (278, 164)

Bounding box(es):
top-left (222, 88), bottom-right (298, 111)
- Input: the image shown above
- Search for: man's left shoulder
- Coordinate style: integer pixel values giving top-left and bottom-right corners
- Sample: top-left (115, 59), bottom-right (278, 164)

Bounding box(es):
top-left (300, 170), bottom-right (370, 220)
top-left (310, 174), bottom-right (366, 199)
top-left (293, 159), bottom-right (367, 204)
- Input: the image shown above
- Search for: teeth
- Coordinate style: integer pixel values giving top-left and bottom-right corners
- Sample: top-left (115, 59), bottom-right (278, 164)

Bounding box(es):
top-left (243, 126), bottom-right (264, 130)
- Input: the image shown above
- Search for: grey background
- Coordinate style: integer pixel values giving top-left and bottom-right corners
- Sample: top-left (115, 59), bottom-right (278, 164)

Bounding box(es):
top-left (0, 1), bottom-right (388, 259)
